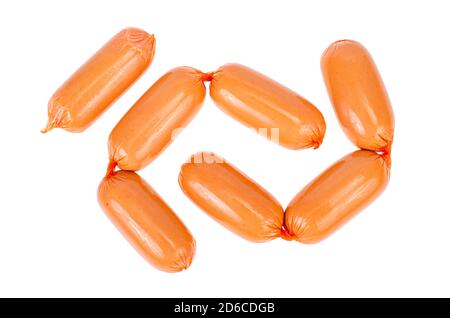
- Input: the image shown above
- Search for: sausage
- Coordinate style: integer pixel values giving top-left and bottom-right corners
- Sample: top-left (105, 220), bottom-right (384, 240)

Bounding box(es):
top-left (321, 40), bottom-right (394, 153)
top-left (178, 152), bottom-right (284, 242)
top-left (108, 66), bottom-right (207, 171)
top-left (209, 63), bottom-right (326, 149)
top-left (98, 170), bottom-right (195, 272)
top-left (284, 150), bottom-right (390, 244)
top-left (42, 28), bottom-right (155, 133)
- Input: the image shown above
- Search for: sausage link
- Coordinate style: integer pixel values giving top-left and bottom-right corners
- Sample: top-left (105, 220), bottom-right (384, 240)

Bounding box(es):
top-left (42, 28), bottom-right (155, 133)
top-left (284, 150), bottom-right (390, 243)
top-left (210, 63), bottom-right (326, 149)
top-left (321, 40), bottom-right (394, 153)
top-left (98, 170), bottom-right (195, 272)
top-left (179, 152), bottom-right (284, 242)
top-left (108, 66), bottom-right (206, 171)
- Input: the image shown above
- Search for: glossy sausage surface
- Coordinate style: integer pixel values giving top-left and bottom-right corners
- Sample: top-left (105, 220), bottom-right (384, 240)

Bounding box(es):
top-left (321, 40), bottom-right (394, 153)
top-left (179, 152), bottom-right (284, 242)
top-left (284, 150), bottom-right (390, 243)
top-left (98, 170), bottom-right (195, 272)
top-left (109, 67), bottom-right (206, 171)
top-left (210, 63), bottom-right (326, 149)
top-left (43, 28), bottom-right (155, 133)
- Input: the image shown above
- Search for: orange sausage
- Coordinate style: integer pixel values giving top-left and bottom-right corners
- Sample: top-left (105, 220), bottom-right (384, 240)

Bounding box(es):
top-left (98, 170), bottom-right (195, 272)
top-left (284, 150), bottom-right (390, 244)
top-left (321, 40), bottom-right (394, 153)
top-left (42, 28), bottom-right (155, 133)
top-left (210, 63), bottom-right (326, 149)
top-left (108, 67), bottom-right (207, 171)
top-left (179, 152), bottom-right (284, 242)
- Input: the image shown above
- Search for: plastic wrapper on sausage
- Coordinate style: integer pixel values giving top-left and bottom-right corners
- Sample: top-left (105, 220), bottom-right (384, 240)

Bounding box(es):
top-left (98, 170), bottom-right (196, 272)
top-left (284, 150), bottom-right (390, 243)
top-left (178, 152), bottom-right (284, 242)
top-left (42, 28), bottom-right (155, 133)
top-left (321, 40), bottom-right (394, 153)
top-left (210, 63), bottom-right (326, 149)
top-left (108, 66), bottom-right (208, 171)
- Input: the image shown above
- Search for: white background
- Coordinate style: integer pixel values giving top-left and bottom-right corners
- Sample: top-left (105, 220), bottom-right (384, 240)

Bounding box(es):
top-left (0, 0), bottom-right (449, 297)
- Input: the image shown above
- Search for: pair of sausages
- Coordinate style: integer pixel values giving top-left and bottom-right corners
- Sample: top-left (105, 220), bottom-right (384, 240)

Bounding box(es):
top-left (107, 63), bottom-right (326, 171)
top-left (282, 40), bottom-right (394, 242)
top-left (179, 149), bottom-right (390, 244)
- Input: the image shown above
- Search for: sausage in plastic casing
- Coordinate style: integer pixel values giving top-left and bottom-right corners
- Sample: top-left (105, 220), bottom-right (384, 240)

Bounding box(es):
top-left (108, 66), bottom-right (207, 171)
top-left (98, 170), bottom-right (196, 272)
top-left (321, 40), bottom-right (394, 153)
top-left (210, 63), bottom-right (326, 149)
top-left (179, 152), bottom-right (284, 242)
top-left (43, 28), bottom-right (155, 133)
top-left (284, 150), bottom-right (390, 243)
